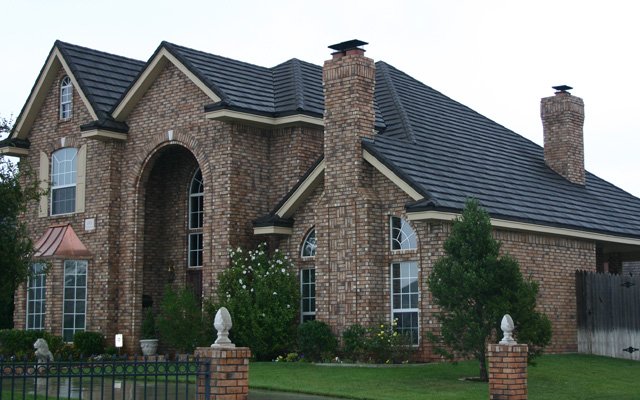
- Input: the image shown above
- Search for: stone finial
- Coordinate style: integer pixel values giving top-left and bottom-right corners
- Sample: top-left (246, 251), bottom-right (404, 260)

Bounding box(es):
top-left (212, 307), bottom-right (235, 348)
top-left (499, 314), bottom-right (517, 345)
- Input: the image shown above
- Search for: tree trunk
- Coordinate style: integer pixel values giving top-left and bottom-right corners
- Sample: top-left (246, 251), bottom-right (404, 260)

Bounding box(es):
top-left (479, 354), bottom-right (489, 382)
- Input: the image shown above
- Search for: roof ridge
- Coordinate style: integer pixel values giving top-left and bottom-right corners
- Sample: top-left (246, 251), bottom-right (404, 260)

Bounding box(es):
top-left (377, 62), bottom-right (416, 144)
top-left (163, 41), bottom-right (273, 72)
top-left (290, 59), bottom-right (305, 111)
top-left (55, 40), bottom-right (145, 64)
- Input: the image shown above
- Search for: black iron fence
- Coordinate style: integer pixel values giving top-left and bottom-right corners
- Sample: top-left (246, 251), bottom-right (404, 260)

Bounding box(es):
top-left (0, 355), bottom-right (210, 400)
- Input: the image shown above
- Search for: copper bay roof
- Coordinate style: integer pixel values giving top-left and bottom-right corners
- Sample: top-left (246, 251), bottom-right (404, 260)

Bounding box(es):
top-left (33, 224), bottom-right (91, 259)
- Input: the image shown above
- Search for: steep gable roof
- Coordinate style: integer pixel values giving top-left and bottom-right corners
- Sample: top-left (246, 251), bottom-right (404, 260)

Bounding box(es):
top-left (367, 62), bottom-right (640, 239)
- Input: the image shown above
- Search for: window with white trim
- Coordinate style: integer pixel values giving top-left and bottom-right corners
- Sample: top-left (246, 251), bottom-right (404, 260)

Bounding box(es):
top-left (301, 229), bottom-right (316, 258)
top-left (188, 169), bottom-right (204, 268)
top-left (390, 216), bottom-right (417, 250)
top-left (60, 76), bottom-right (73, 120)
top-left (26, 263), bottom-right (47, 331)
top-left (63, 260), bottom-right (87, 342)
top-left (51, 148), bottom-right (77, 215)
top-left (301, 268), bottom-right (316, 322)
top-left (391, 261), bottom-right (419, 345)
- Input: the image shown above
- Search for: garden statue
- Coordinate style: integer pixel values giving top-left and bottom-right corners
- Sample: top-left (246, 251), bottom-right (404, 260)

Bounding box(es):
top-left (212, 307), bottom-right (235, 348)
top-left (499, 314), bottom-right (517, 345)
top-left (34, 338), bottom-right (54, 363)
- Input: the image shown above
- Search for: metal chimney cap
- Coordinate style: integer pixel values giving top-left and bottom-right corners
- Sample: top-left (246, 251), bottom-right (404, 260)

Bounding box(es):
top-left (328, 39), bottom-right (368, 52)
top-left (552, 85), bottom-right (573, 93)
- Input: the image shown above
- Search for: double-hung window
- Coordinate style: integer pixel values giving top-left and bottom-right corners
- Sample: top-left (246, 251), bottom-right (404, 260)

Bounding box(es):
top-left (391, 261), bottom-right (419, 345)
top-left (26, 263), bottom-right (47, 331)
top-left (63, 260), bottom-right (87, 342)
top-left (51, 148), bottom-right (77, 215)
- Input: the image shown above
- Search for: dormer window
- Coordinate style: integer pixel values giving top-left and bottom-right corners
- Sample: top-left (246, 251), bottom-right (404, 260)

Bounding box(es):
top-left (60, 76), bottom-right (73, 120)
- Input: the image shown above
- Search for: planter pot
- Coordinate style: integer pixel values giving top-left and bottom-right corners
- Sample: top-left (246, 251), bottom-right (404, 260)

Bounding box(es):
top-left (140, 339), bottom-right (159, 356)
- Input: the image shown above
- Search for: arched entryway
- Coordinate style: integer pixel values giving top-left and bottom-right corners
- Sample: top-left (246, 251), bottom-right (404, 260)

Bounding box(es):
top-left (139, 145), bottom-right (203, 314)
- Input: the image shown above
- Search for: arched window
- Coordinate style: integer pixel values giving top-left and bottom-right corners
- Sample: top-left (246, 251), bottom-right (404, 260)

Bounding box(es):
top-left (301, 228), bottom-right (316, 258)
top-left (60, 76), bottom-right (73, 120)
top-left (51, 147), bottom-right (77, 215)
top-left (390, 216), bottom-right (417, 250)
top-left (188, 169), bottom-right (204, 268)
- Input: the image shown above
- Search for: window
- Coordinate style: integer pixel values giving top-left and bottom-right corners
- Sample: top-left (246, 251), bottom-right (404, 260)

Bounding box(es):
top-left (51, 148), bottom-right (77, 215)
top-left (391, 261), bottom-right (419, 345)
top-left (188, 169), bottom-right (204, 268)
top-left (63, 260), bottom-right (87, 342)
top-left (60, 76), bottom-right (73, 120)
top-left (301, 229), bottom-right (317, 258)
top-left (301, 268), bottom-right (316, 322)
top-left (26, 263), bottom-right (47, 331)
top-left (390, 216), bottom-right (417, 250)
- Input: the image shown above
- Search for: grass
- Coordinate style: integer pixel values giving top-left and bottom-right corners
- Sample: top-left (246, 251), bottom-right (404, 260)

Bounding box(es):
top-left (249, 354), bottom-right (640, 400)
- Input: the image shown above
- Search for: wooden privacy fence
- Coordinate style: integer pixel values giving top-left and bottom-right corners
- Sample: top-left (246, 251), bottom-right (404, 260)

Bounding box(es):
top-left (576, 270), bottom-right (640, 360)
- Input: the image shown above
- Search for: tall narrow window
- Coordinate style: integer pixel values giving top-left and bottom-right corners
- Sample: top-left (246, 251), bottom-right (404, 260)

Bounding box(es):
top-left (391, 261), bottom-right (419, 345)
top-left (390, 216), bottom-right (417, 250)
top-left (51, 148), bottom-right (77, 215)
top-left (301, 268), bottom-right (316, 322)
top-left (26, 263), bottom-right (47, 331)
top-left (60, 76), bottom-right (73, 120)
top-left (63, 260), bottom-right (87, 342)
top-left (188, 169), bottom-right (204, 268)
top-left (301, 229), bottom-right (316, 258)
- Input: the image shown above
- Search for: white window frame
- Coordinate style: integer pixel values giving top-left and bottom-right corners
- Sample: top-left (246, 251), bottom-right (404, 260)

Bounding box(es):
top-left (300, 268), bottom-right (316, 322)
top-left (51, 148), bottom-right (77, 215)
top-left (391, 261), bottom-right (419, 345)
top-left (301, 228), bottom-right (317, 258)
top-left (390, 216), bottom-right (417, 251)
top-left (188, 168), bottom-right (204, 268)
top-left (62, 260), bottom-right (88, 342)
top-left (26, 263), bottom-right (47, 331)
top-left (60, 76), bottom-right (73, 120)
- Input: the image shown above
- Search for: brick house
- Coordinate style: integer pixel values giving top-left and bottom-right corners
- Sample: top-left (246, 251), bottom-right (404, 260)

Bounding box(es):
top-left (2, 39), bottom-right (640, 357)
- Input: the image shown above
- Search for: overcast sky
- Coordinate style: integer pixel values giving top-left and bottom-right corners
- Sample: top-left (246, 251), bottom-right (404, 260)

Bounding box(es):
top-left (2, 0), bottom-right (638, 197)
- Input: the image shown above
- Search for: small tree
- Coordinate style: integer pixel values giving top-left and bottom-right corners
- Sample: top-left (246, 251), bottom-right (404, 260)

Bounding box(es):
top-left (0, 115), bottom-right (46, 328)
top-left (216, 243), bottom-right (299, 360)
top-left (157, 286), bottom-right (209, 353)
top-left (427, 198), bottom-right (551, 381)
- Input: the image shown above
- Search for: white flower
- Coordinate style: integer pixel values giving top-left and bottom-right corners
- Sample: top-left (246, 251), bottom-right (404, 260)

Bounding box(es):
top-left (273, 291), bottom-right (277, 295)
top-left (239, 279), bottom-right (243, 284)
top-left (286, 304), bottom-right (290, 308)
top-left (251, 288), bottom-right (254, 292)
top-left (281, 268), bottom-right (285, 273)
top-left (242, 285), bottom-right (246, 289)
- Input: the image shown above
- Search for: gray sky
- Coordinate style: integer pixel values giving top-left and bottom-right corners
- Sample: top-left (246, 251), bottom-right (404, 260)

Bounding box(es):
top-left (2, 0), bottom-right (638, 197)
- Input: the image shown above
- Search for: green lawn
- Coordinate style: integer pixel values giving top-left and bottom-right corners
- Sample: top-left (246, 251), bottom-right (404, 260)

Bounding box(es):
top-left (249, 354), bottom-right (640, 400)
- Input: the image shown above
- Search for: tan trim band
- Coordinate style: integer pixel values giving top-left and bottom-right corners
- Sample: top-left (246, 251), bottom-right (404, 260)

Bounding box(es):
top-left (0, 147), bottom-right (29, 157)
top-left (363, 149), bottom-right (423, 200)
top-left (407, 210), bottom-right (640, 245)
top-left (205, 109), bottom-right (324, 128)
top-left (253, 226), bottom-right (294, 235)
top-left (81, 129), bottom-right (128, 141)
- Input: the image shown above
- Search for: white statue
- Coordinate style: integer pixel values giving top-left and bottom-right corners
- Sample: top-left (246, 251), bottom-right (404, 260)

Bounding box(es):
top-left (34, 338), bottom-right (54, 363)
top-left (212, 307), bottom-right (235, 348)
top-left (499, 314), bottom-right (517, 345)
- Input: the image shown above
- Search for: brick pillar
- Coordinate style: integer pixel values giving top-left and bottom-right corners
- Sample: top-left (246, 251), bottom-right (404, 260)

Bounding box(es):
top-left (194, 347), bottom-right (251, 400)
top-left (487, 344), bottom-right (528, 400)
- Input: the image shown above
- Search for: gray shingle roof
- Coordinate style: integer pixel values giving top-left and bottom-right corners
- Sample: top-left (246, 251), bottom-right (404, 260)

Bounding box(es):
top-left (56, 41), bottom-right (145, 120)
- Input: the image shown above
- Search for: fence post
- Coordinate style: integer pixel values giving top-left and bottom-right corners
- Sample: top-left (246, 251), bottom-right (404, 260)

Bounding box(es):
top-left (488, 314), bottom-right (528, 400)
top-left (194, 307), bottom-right (251, 400)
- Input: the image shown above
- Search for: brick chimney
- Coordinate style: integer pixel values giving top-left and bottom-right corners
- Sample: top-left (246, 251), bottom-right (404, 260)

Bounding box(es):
top-left (541, 85), bottom-right (585, 185)
top-left (323, 39), bottom-right (375, 199)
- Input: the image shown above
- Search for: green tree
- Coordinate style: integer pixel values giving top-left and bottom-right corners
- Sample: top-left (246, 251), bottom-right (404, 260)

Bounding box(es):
top-left (216, 243), bottom-right (299, 360)
top-left (427, 198), bottom-right (551, 381)
top-left (0, 116), bottom-right (46, 328)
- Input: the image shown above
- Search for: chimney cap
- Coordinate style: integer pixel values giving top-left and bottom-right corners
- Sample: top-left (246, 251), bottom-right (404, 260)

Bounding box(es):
top-left (328, 39), bottom-right (368, 52)
top-left (552, 85), bottom-right (573, 93)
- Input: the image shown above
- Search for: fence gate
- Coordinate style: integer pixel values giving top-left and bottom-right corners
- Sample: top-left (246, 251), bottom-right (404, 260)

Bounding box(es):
top-left (576, 270), bottom-right (640, 360)
top-left (0, 355), bottom-right (210, 400)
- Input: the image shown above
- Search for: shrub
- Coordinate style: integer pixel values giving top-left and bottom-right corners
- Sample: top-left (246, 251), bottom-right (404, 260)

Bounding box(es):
top-left (141, 309), bottom-right (157, 339)
top-left (73, 331), bottom-right (105, 357)
top-left (157, 286), bottom-right (209, 353)
top-left (342, 324), bottom-right (368, 362)
top-left (0, 329), bottom-right (64, 360)
top-left (297, 320), bottom-right (337, 362)
top-left (216, 243), bottom-right (299, 360)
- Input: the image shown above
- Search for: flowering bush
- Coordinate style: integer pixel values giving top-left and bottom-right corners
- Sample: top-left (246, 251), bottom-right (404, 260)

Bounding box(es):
top-left (341, 320), bottom-right (412, 364)
top-left (216, 243), bottom-right (299, 360)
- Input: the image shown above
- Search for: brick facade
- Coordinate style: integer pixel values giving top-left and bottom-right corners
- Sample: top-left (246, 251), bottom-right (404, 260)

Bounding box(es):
top-left (13, 43), bottom-right (605, 361)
